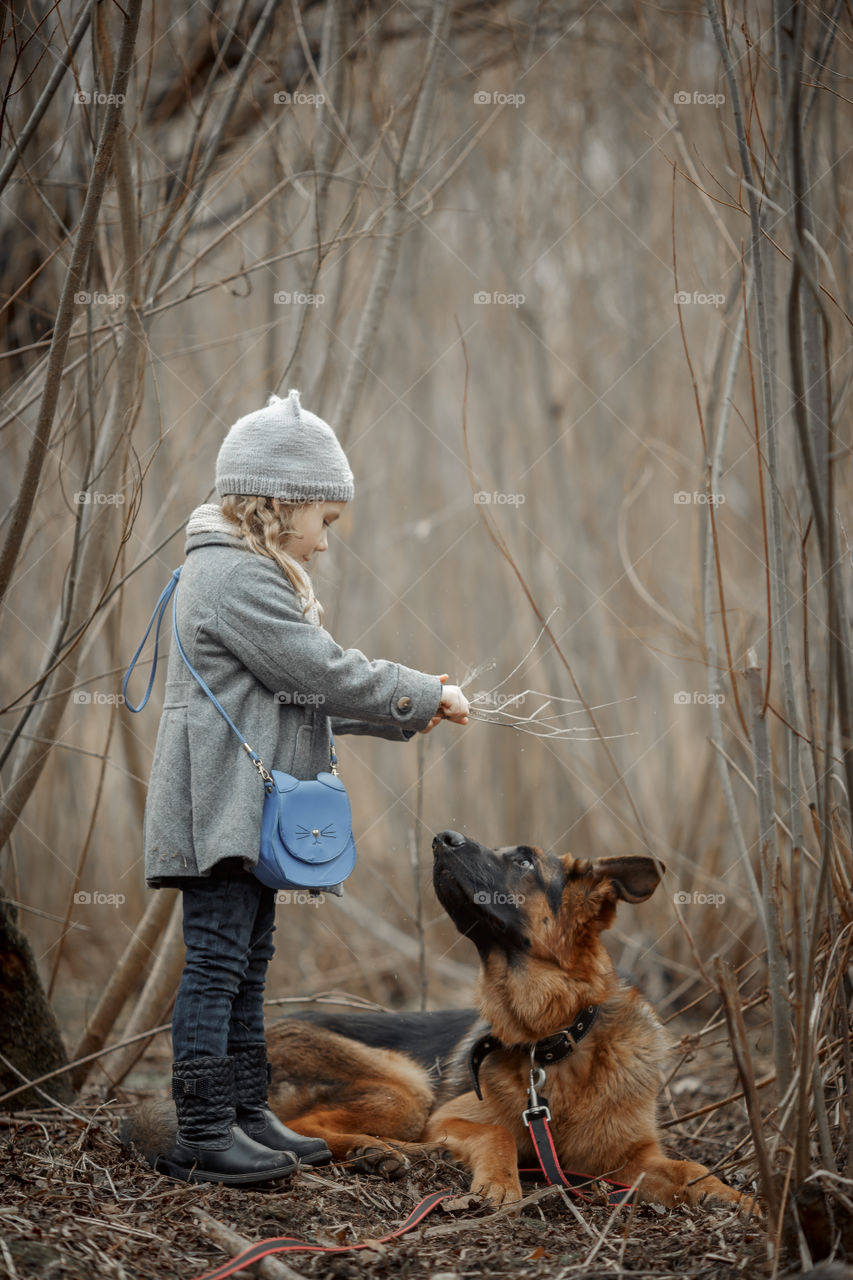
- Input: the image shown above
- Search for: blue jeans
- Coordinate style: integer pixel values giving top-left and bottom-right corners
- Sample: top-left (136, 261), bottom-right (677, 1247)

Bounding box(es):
top-left (171, 859), bottom-right (277, 1061)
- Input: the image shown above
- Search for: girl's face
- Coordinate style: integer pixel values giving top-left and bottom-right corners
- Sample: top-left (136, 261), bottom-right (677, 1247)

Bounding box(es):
top-left (281, 500), bottom-right (346, 565)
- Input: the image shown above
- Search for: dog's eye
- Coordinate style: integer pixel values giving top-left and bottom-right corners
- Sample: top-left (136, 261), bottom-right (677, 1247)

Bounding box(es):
top-left (515, 856), bottom-right (534, 871)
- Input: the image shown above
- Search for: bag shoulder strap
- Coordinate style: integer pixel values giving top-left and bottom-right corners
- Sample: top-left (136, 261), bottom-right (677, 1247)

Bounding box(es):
top-left (169, 577), bottom-right (246, 747)
top-left (121, 568), bottom-right (181, 714)
top-left (122, 566), bottom-right (335, 777)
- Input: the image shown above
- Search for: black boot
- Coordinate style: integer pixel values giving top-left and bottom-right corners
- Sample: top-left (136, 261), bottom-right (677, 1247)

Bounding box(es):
top-left (230, 1042), bottom-right (332, 1166)
top-left (155, 1056), bottom-right (297, 1185)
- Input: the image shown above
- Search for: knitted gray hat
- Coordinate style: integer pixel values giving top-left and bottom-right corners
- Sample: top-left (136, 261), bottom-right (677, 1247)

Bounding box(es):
top-left (215, 389), bottom-right (354, 502)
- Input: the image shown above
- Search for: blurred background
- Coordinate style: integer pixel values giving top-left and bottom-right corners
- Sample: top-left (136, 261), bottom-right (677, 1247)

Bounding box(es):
top-left (1, 5), bottom-right (851, 1215)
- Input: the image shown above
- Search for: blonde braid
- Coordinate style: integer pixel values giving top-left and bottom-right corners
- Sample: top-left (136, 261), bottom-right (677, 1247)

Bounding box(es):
top-left (220, 495), bottom-right (323, 622)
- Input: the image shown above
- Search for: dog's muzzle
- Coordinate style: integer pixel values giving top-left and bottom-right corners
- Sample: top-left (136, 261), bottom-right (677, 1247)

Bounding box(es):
top-left (433, 829), bottom-right (466, 853)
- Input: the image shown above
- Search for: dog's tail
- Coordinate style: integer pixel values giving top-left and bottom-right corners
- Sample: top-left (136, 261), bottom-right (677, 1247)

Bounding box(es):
top-left (119, 1097), bottom-right (177, 1167)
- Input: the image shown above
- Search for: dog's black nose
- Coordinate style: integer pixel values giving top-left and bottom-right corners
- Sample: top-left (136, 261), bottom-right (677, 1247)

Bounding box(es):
top-left (434, 829), bottom-right (466, 849)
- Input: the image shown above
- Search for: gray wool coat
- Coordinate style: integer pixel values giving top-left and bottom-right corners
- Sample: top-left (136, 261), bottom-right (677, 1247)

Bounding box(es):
top-left (142, 525), bottom-right (443, 887)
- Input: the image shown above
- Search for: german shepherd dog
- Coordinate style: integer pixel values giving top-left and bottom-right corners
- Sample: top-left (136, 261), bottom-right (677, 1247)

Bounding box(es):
top-left (129, 831), bottom-right (752, 1211)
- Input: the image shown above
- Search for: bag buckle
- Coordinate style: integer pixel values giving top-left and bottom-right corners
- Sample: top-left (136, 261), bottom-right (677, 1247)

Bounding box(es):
top-left (244, 743), bottom-right (274, 791)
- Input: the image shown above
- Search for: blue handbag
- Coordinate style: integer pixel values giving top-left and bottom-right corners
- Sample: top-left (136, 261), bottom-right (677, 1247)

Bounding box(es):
top-left (122, 567), bottom-right (357, 892)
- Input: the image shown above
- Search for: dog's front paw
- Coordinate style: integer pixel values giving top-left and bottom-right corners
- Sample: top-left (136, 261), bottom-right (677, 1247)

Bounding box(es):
top-left (349, 1144), bottom-right (410, 1180)
top-left (471, 1171), bottom-right (523, 1208)
top-left (691, 1176), bottom-right (762, 1217)
top-left (700, 1184), bottom-right (763, 1218)
top-left (740, 1193), bottom-right (763, 1219)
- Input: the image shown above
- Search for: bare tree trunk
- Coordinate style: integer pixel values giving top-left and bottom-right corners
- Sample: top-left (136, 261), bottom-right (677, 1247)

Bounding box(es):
top-left (0, 0), bottom-right (143, 609)
top-left (0, 3), bottom-right (92, 198)
top-left (0, 15), bottom-right (147, 854)
top-left (333, 0), bottom-right (453, 442)
top-left (745, 650), bottom-right (794, 1102)
top-left (0, 896), bottom-right (74, 1108)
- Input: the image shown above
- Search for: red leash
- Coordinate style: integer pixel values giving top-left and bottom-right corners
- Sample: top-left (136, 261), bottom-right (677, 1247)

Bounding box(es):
top-left (188, 1065), bottom-right (635, 1279)
top-left (187, 1137), bottom-right (632, 1280)
top-left (523, 1115), bottom-right (634, 1205)
top-left (188, 1188), bottom-right (452, 1280)
top-left (522, 1067), bottom-right (635, 1207)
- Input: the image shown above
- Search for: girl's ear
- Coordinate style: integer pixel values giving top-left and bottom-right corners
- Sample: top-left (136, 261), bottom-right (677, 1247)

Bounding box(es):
top-left (590, 855), bottom-right (663, 903)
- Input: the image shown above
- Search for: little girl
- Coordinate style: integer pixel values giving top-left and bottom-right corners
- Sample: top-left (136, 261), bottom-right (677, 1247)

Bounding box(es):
top-left (138, 389), bottom-right (468, 1186)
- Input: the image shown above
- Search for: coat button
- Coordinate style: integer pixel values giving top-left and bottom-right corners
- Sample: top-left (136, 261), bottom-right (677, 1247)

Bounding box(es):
top-left (396, 696), bottom-right (413, 712)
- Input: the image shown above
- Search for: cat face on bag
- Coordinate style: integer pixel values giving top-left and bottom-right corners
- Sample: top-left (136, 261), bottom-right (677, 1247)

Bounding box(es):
top-left (280, 500), bottom-right (346, 565)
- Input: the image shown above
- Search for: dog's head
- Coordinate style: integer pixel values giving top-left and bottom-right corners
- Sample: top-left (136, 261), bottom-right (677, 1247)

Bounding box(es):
top-left (432, 830), bottom-right (663, 1039)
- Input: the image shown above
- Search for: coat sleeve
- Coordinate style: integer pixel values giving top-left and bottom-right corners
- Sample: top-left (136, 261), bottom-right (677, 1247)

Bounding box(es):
top-left (330, 716), bottom-right (417, 741)
top-left (214, 557), bottom-right (443, 732)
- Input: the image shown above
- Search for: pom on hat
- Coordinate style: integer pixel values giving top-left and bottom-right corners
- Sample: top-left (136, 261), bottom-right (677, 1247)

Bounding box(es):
top-left (215, 388), bottom-right (354, 502)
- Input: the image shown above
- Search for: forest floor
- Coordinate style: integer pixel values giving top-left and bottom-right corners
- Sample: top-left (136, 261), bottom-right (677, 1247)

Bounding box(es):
top-left (0, 1059), bottom-right (806, 1280)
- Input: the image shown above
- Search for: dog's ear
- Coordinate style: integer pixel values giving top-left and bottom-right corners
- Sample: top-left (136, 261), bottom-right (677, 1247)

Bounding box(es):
top-left (592, 855), bottom-right (663, 903)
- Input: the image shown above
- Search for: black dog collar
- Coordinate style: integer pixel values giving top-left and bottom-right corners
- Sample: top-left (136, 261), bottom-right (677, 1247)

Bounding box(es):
top-left (467, 1005), bottom-right (600, 1100)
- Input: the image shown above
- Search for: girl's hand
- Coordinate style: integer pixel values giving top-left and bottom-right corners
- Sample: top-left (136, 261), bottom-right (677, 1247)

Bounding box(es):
top-left (440, 684), bottom-right (469, 723)
top-left (419, 674), bottom-right (469, 733)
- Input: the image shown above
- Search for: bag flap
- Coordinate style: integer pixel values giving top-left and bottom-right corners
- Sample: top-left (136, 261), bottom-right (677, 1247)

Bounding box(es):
top-left (258, 834), bottom-right (357, 890)
top-left (270, 771), bottom-right (353, 863)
